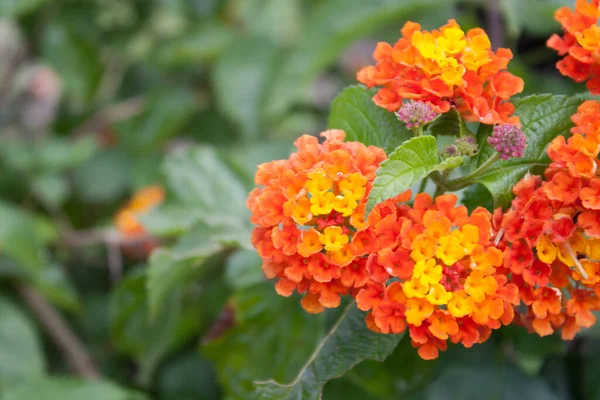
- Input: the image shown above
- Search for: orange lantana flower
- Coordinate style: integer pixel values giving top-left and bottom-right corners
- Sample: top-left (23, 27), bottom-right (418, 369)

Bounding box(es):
top-left (357, 19), bottom-right (524, 125)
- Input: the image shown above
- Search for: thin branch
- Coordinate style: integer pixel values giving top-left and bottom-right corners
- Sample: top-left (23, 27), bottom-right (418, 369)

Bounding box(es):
top-left (72, 96), bottom-right (145, 138)
top-left (17, 284), bottom-right (100, 379)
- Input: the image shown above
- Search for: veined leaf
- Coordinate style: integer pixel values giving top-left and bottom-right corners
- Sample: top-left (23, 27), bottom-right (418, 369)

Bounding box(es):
top-left (254, 303), bottom-right (402, 400)
top-left (328, 85), bottom-right (410, 152)
top-left (474, 94), bottom-right (583, 208)
top-left (367, 136), bottom-right (460, 213)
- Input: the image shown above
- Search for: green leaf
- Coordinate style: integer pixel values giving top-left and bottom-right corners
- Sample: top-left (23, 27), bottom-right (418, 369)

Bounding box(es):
top-left (115, 88), bottom-right (198, 152)
top-left (73, 149), bottom-right (132, 203)
top-left (155, 20), bottom-right (236, 67)
top-left (146, 220), bottom-right (247, 317)
top-left (427, 108), bottom-right (470, 137)
top-left (0, 200), bottom-right (47, 275)
top-left (500, 0), bottom-right (572, 37)
top-left (41, 22), bottom-right (103, 107)
top-left (264, 0), bottom-right (457, 120)
top-left (110, 270), bottom-right (203, 386)
top-left (0, 297), bottom-right (45, 388)
top-left (204, 283), bottom-right (324, 399)
top-left (213, 36), bottom-right (279, 138)
top-left (0, 0), bottom-right (46, 17)
top-left (367, 136), bottom-right (455, 213)
top-left (328, 85), bottom-right (410, 151)
top-left (157, 353), bottom-right (221, 400)
top-left (2, 378), bottom-right (147, 400)
top-left (474, 94), bottom-right (583, 208)
top-left (30, 174), bottom-right (70, 208)
top-left (236, 0), bottom-right (303, 46)
top-left (254, 303), bottom-right (402, 400)
top-left (163, 146), bottom-right (248, 218)
top-left (224, 250), bottom-right (265, 291)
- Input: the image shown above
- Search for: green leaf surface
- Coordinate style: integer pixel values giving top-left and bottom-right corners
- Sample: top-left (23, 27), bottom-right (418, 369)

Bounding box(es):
top-left (427, 108), bottom-right (471, 137)
top-left (0, 297), bottom-right (45, 388)
top-left (224, 250), bottom-right (265, 291)
top-left (328, 85), bottom-right (410, 152)
top-left (110, 270), bottom-right (203, 386)
top-left (163, 146), bottom-right (248, 218)
top-left (155, 20), bottom-right (236, 67)
top-left (474, 94), bottom-right (583, 208)
top-left (73, 149), bottom-right (132, 203)
top-left (367, 136), bottom-right (454, 213)
top-left (2, 378), bottom-right (147, 400)
top-left (0, 200), bottom-right (46, 274)
top-left (254, 303), bottom-right (402, 400)
top-left (146, 219), bottom-right (247, 316)
top-left (0, 0), bottom-right (46, 17)
top-left (115, 88), bottom-right (198, 152)
top-left (157, 353), bottom-right (221, 400)
top-left (213, 36), bottom-right (279, 138)
top-left (264, 0), bottom-right (456, 120)
top-left (204, 283), bottom-right (325, 399)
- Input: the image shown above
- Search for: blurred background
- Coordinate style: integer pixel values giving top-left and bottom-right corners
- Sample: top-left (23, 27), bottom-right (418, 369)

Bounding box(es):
top-left (0, 0), bottom-right (596, 399)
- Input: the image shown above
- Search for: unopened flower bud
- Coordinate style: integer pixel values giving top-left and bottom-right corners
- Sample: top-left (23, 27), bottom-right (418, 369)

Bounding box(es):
top-left (441, 145), bottom-right (459, 159)
top-left (488, 124), bottom-right (527, 160)
top-left (456, 135), bottom-right (478, 156)
top-left (395, 100), bottom-right (437, 129)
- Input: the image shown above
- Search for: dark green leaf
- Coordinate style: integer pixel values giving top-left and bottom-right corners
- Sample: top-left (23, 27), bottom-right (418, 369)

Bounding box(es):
top-left (474, 94), bottom-right (583, 208)
top-left (328, 85), bottom-right (410, 151)
top-left (427, 109), bottom-right (471, 137)
top-left (254, 302), bottom-right (402, 400)
top-left (367, 136), bottom-right (458, 213)
top-left (0, 297), bottom-right (45, 388)
top-left (110, 270), bottom-right (203, 386)
top-left (157, 353), bottom-right (221, 400)
top-left (213, 36), bottom-right (279, 138)
top-left (204, 283), bottom-right (325, 399)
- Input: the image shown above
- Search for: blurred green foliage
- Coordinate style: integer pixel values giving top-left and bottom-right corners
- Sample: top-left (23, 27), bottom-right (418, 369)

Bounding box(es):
top-left (0, 0), bottom-right (595, 399)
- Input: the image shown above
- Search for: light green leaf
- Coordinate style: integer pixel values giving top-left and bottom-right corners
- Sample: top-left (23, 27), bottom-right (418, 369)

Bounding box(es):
top-left (264, 0), bottom-right (457, 120)
top-left (224, 250), bottom-right (265, 290)
top-left (0, 297), bottom-right (45, 388)
top-left (474, 94), bottom-right (583, 208)
top-left (237, 0), bottom-right (303, 46)
top-left (328, 85), bottom-right (410, 152)
top-left (163, 146), bottom-right (248, 218)
top-left (367, 136), bottom-right (454, 213)
top-left (213, 36), bottom-right (279, 138)
top-left (254, 302), bottom-right (402, 400)
top-left (2, 378), bottom-right (147, 400)
top-left (30, 174), bottom-right (70, 208)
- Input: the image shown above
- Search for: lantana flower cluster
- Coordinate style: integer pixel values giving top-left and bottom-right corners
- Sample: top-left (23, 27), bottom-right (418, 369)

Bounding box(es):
top-left (500, 100), bottom-right (600, 339)
top-left (247, 130), bottom-right (388, 313)
top-left (248, 129), bottom-right (520, 359)
top-left (548, 0), bottom-right (600, 94)
top-left (357, 19), bottom-right (524, 125)
top-left (355, 193), bottom-right (518, 360)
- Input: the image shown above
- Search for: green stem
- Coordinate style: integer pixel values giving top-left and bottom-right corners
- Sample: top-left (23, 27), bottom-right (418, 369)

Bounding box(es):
top-left (444, 152), bottom-right (501, 190)
top-left (417, 176), bottom-right (429, 194)
top-left (411, 126), bottom-right (423, 136)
